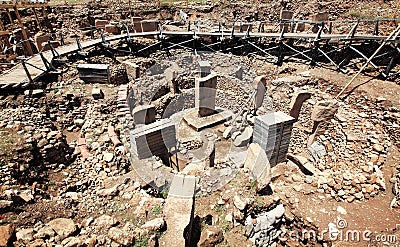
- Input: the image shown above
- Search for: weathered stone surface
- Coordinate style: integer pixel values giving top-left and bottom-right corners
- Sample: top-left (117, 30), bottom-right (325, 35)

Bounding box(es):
top-left (33, 226), bottom-right (55, 239)
top-left (223, 126), bottom-right (233, 139)
top-left (244, 143), bottom-right (271, 192)
top-left (16, 228), bottom-right (34, 242)
top-left (287, 154), bottom-right (320, 175)
top-left (95, 19), bottom-right (109, 29)
top-left (97, 184), bottom-right (119, 197)
top-left (105, 24), bottom-right (120, 35)
top-left (94, 215), bottom-right (118, 228)
top-left (141, 218), bottom-right (166, 232)
top-left (198, 226), bottom-right (223, 247)
top-left (108, 227), bottom-right (134, 246)
top-left (34, 33), bottom-right (50, 51)
top-left (233, 195), bottom-right (247, 210)
top-left (0, 224), bottom-right (15, 247)
top-left (0, 200), bottom-right (12, 209)
top-left (246, 204), bottom-right (285, 246)
top-left (233, 126), bottom-right (253, 147)
top-left (47, 218), bottom-right (76, 239)
top-left (27, 238), bottom-right (47, 247)
top-left (311, 100), bottom-right (339, 122)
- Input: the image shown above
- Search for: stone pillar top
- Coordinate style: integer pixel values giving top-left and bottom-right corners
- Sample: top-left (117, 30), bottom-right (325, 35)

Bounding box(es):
top-left (199, 60), bottom-right (211, 77)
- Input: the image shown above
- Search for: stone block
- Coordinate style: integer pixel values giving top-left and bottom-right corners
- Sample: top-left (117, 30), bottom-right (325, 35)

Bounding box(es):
top-left (95, 19), bottom-right (109, 29)
top-left (165, 67), bottom-right (179, 94)
top-left (280, 9), bottom-right (294, 20)
top-left (244, 143), bottom-right (271, 183)
top-left (0, 224), bottom-right (15, 247)
top-left (199, 60), bottom-right (211, 77)
top-left (131, 104), bottom-right (156, 125)
top-left (279, 10), bottom-right (293, 32)
top-left (105, 24), bottom-right (120, 35)
top-left (123, 60), bottom-right (140, 81)
top-left (42, 41), bottom-right (60, 52)
top-left (312, 12), bottom-right (329, 22)
top-left (132, 16), bottom-right (143, 32)
top-left (141, 20), bottom-right (158, 32)
top-left (311, 100), bottom-right (339, 122)
top-left (295, 23), bottom-right (305, 32)
top-left (92, 88), bottom-right (104, 99)
top-left (253, 111), bottom-right (295, 166)
top-left (234, 126), bottom-right (253, 147)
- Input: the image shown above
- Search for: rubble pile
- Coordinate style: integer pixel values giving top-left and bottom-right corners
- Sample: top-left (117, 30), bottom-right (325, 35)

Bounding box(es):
top-left (0, 98), bottom-right (74, 186)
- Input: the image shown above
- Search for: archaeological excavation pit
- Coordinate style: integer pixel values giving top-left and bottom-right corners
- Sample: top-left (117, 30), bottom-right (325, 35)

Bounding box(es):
top-left (0, 1), bottom-right (399, 247)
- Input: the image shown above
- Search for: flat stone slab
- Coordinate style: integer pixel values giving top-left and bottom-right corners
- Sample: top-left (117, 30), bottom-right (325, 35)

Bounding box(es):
top-left (168, 174), bottom-right (197, 198)
top-left (161, 174), bottom-right (197, 247)
top-left (183, 108), bottom-right (233, 131)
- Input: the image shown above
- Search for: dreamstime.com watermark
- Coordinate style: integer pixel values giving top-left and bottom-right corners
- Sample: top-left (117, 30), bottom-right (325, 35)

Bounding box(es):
top-left (278, 218), bottom-right (399, 245)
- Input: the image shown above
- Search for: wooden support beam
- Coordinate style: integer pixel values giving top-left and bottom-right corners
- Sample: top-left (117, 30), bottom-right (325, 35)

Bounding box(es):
top-left (32, 8), bottom-right (42, 31)
top-left (6, 9), bottom-right (13, 24)
top-left (41, 6), bottom-right (47, 19)
top-left (13, 6), bottom-right (33, 56)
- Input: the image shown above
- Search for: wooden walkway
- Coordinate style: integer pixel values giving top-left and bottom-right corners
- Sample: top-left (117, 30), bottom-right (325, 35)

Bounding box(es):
top-left (0, 30), bottom-right (398, 91)
top-left (0, 33), bottom-right (155, 90)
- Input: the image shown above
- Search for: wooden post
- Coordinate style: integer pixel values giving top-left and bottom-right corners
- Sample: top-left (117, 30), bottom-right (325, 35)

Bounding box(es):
top-left (41, 6), bottom-right (47, 18)
top-left (6, 9), bottom-right (13, 24)
top-left (13, 6), bottom-right (34, 56)
top-left (32, 8), bottom-right (42, 31)
top-left (0, 19), bottom-right (4, 31)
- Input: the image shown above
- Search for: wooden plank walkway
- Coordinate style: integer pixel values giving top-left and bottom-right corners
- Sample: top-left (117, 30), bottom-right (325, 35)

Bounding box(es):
top-left (0, 30), bottom-right (398, 91)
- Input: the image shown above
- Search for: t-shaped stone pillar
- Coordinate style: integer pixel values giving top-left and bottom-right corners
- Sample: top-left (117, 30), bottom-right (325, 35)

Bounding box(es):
top-left (195, 73), bottom-right (217, 117)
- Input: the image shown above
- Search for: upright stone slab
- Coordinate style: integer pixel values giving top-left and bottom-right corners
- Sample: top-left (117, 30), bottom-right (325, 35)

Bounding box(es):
top-left (244, 143), bottom-right (271, 192)
top-left (295, 23), bottom-right (305, 32)
top-left (312, 12), bottom-right (329, 22)
top-left (165, 67), bottom-right (179, 94)
top-left (130, 119), bottom-right (177, 159)
top-left (141, 20), bottom-right (158, 32)
top-left (289, 91), bottom-right (312, 121)
top-left (279, 9), bottom-right (294, 32)
top-left (253, 76), bottom-right (267, 111)
top-left (162, 175), bottom-right (196, 247)
top-left (131, 104), bottom-right (156, 125)
top-left (253, 111), bottom-right (295, 166)
top-left (195, 74), bottom-right (217, 117)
